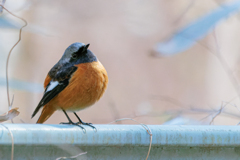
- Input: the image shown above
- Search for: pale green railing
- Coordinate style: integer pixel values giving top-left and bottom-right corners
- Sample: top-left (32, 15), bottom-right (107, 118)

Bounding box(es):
top-left (0, 124), bottom-right (240, 159)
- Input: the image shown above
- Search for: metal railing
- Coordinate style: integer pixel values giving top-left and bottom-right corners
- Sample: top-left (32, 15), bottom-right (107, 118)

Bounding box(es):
top-left (0, 124), bottom-right (240, 159)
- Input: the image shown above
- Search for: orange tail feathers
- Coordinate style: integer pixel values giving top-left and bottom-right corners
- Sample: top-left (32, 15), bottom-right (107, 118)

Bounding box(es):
top-left (36, 105), bottom-right (56, 123)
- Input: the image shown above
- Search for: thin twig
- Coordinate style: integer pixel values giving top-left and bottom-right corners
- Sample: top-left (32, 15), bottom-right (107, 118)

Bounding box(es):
top-left (213, 0), bottom-right (227, 8)
top-left (0, 5), bottom-right (28, 107)
top-left (205, 98), bottom-right (237, 124)
top-left (209, 102), bottom-right (224, 124)
top-left (8, 95), bottom-right (14, 111)
top-left (150, 95), bottom-right (240, 123)
top-left (109, 101), bottom-right (121, 124)
top-left (156, 27), bottom-right (240, 101)
top-left (0, 0), bottom-right (5, 14)
top-left (221, 100), bottom-right (240, 112)
top-left (150, 95), bottom-right (189, 109)
top-left (1, 124), bottom-right (14, 160)
top-left (212, 29), bottom-right (240, 100)
top-left (109, 118), bottom-right (152, 160)
top-left (9, 95), bottom-right (14, 123)
top-left (19, 118), bottom-right (26, 123)
top-left (173, 0), bottom-right (196, 24)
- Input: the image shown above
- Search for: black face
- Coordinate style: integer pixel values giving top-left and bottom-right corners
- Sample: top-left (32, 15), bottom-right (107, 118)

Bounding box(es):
top-left (49, 43), bottom-right (97, 79)
top-left (69, 44), bottom-right (97, 64)
top-left (71, 44), bottom-right (89, 60)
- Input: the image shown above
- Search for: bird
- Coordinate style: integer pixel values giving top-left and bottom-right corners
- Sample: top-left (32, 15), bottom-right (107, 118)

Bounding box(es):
top-left (31, 42), bottom-right (108, 129)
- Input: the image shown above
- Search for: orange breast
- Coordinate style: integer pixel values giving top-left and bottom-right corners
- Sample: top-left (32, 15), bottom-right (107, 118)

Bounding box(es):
top-left (50, 61), bottom-right (108, 111)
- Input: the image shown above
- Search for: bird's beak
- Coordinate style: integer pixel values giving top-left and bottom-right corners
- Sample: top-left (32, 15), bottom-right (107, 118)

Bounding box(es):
top-left (82, 43), bottom-right (90, 53)
top-left (85, 43), bottom-right (90, 49)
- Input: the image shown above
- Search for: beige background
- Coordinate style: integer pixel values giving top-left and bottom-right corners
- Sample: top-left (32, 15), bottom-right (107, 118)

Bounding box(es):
top-left (1, 0), bottom-right (240, 125)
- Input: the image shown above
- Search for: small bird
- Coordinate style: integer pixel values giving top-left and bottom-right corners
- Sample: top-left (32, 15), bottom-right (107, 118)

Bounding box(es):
top-left (32, 42), bottom-right (108, 129)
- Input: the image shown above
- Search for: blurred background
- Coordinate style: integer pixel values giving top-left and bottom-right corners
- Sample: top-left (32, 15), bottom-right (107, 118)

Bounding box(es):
top-left (1, 0), bottom-right (240, 125)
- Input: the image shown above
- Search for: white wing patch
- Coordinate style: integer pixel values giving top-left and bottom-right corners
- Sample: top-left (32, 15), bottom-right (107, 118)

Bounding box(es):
top-left (46, 81), bottom-right (59, 92)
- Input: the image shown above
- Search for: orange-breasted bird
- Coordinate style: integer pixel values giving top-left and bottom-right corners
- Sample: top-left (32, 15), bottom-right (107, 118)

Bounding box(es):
top-left (31, 42), bottom-right (108, 129)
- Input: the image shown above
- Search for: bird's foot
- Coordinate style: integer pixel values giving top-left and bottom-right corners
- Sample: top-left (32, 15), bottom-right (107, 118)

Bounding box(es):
top-left (78, 121), bottom-right (96, 130)
top-left (60, 121), bottom-right (85, 131)
top-left (73, 112), bottom-right (96, 131)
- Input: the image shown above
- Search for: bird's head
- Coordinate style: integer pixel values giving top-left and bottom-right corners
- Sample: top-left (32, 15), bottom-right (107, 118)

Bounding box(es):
top-left (59, 42), bottom-right (97, 65)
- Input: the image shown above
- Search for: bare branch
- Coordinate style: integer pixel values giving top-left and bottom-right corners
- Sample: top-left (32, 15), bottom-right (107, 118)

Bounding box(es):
top-left (173, 0), bottom-right (196, 24)
top-left (0, 0), bottom-right (5, 14)
top-left (150, 95), bottom-right (189, 109)
top-left (209, 102), bottom-right (224, 124)
top-left (109, 100), bottom-right (121, 124)
top-left (0, 5), bottom-right (27, 108)
top-left (109, 118), bottom-right (152, 160)
top-left (1, 124), bottom-right (14, 160)
top-left (212, 29), bottom-right (240, 100)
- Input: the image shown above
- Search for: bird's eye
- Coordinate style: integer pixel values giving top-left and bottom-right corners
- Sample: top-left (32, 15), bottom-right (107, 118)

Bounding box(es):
top-left (72, 53), bottom-right (78, 59)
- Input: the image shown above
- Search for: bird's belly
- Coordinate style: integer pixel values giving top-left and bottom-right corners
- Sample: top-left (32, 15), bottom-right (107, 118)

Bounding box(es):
top-left (52, 61), bottom-right (108, 111)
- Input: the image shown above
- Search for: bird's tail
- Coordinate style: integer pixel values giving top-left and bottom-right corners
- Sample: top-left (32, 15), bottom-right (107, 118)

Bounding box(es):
top-left (36, 105), bottom-right (56, 123)
top-left (31, 103), bottom-right (42, 119)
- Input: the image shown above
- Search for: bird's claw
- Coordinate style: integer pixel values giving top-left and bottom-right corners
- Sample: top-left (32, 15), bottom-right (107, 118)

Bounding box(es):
top-left (78, 122), bottom-right (97, 131)
top-left (60, 120), bottom-right (96, 132)
top-left (60, 121), bottom-right (86, 131)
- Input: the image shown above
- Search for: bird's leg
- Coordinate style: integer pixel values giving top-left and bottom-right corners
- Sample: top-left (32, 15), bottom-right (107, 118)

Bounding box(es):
top-left (74, 112), bottom-right (96, 129)
top-left (60, 109), bottom-right (84, 129)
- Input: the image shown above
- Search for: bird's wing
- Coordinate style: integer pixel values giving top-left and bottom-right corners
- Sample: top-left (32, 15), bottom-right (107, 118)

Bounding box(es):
top-left (32, 65), bottom-right (77, 118)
